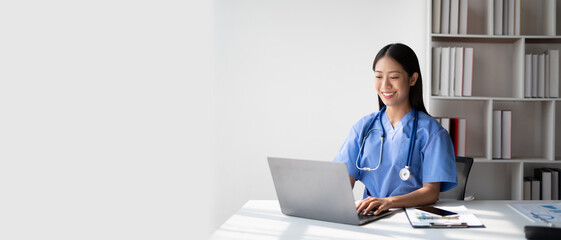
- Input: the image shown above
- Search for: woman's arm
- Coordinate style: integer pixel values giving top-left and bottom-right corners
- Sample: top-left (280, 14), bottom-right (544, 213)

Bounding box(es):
top-left (349, 176), bottom-right (356, 189)
top-left (356, 182), bottom-right (440, 215)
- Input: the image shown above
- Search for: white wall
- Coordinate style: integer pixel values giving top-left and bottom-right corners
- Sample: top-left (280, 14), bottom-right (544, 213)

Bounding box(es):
top-left (0, 1), bottom-right (213, 239)
top-left (0, 1), bottom-right (428, 239)
top-left (214, 0), bottom-right (427, 231)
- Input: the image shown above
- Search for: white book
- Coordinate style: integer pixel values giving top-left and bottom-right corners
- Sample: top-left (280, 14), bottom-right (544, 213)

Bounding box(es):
top-left (450, 0), bottom-right (459, 34)
top-left (442, 0), bottom-right (451, 34)
top-left (549, 49), bottom-right (559, 98)
top-left (501, 110), bottom-right (512, 159)
top-left (536, 168), bottom-right (552, 200)
top-left (531, 178), bottom-right (541, 200)
top-left (433, 0), bottom-right (442, 33)
top-left (508, 0), bottom-right (514, 35)
top-left (492, 110), bottom-right (502, 159)
top-left (514, 0), bottom-right (520, 35)
top-left (441, 47), bottom-right (451, 96)
top-left (450, 47), bottom-right (456, 96)
top-left (494, 0), bottom-right (503, 35)
top-left (523, 177), bottom-right (532, 200)
top-left (463, 47), bottom-right (473, 96)
top-left (441, 118), bottom-right (451, 135)
top-left (503, 0), bottom-right (508, 35)
top-left (459, 0), bottom-right (468, 34)
top-left (543, 171), bottom-right (552, 200)
top-left (538, 53), bottom-right (545, 98)
top-left (455, 47), bottom-right (463, 96)
top-left (432, 47), bottom-right (442, 96)
top-left (545, 52), bottom-right (550, 98)
top-left (532, 54), bottom-right (538, 97)
top-left (457, 118), bottom-right (467, 156)
top-left (524, 54), bottom-right (532, 98)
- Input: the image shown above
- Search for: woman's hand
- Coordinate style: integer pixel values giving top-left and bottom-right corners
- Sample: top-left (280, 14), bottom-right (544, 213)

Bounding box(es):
top-left (356, 182), bottom-right (440, 216)
top-left (356, 196), bottom-right (395, 216)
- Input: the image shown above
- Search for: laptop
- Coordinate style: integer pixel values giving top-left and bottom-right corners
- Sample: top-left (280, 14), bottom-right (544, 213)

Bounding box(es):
top-left (267, 157), bottom-right (396, 225)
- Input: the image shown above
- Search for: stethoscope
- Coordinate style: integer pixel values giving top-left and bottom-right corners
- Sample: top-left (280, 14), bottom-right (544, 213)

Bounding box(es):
top-left (355, 106), bottom-right (419, 181)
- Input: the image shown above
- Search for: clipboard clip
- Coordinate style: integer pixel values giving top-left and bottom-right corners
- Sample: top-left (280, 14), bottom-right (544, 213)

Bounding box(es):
top-left (429, 222), bottom-right (468, 228)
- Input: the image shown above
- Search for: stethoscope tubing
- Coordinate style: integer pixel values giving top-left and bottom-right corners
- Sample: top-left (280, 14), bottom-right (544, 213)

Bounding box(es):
top-left (355, 107), bottom-right (418, 176)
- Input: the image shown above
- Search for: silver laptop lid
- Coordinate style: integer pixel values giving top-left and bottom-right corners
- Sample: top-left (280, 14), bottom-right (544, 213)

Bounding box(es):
top-left (267, 157), bottom-right (360, 225)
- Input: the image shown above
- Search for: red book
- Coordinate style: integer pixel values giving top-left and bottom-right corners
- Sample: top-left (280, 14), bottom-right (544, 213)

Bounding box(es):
top-left (450, 118), bottom-right (460, 155)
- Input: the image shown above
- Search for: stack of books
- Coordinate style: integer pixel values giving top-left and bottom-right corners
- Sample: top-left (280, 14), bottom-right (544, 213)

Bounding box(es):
top-left (432, 47), bottom-right (473, 97)
top-left (493, 0), bottom-right (521, 35)
top-left (492, 110), bottom-right (512, 159)
top-left (432, 0), bottom-right (469, 34)
top-left (524, 50), bottom-right (560, 98)
top-left (524, 168), bottom-right (561, 200)
top-left (435, 117), bottom-right (466, 156)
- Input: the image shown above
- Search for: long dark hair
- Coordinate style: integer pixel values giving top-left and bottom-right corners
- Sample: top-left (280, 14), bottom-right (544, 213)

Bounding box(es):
top-left (372, 43), bottom-right (428, 115)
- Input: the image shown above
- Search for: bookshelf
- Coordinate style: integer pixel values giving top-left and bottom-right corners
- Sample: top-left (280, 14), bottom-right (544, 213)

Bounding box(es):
top-left (426, 0), bottom-right (561, 200)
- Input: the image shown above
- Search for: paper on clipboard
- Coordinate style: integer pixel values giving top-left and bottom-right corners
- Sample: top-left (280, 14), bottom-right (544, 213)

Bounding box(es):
top-left (405, 205), bottom-right (484, 228)
top-left (508, 203), bottom-right (561, 224)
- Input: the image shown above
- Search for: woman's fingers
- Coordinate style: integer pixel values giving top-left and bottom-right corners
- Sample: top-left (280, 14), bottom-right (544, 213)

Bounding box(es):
top-left (356, 199), bottom-right (368, 214)
top-left (356, 197), bottom-right (381, 215)
top-left (373, 200), bottom-right (389, 215)
top-left (364, 201), bottom-right (380, 215)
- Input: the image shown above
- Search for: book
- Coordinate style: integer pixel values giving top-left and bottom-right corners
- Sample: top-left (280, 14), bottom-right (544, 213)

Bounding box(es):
top-left (514, 0), bottom-right (520, 35)
top-left (508, 0), bottom-right (514, 35)
top-left (503, 0), bottom-right (508, 35)
top-left (546, 168), bottom-right (559, 200)
top-left (457, 118), bottom-right (467, 156)
top-left (450, 47), bottom-right (456, 96)
top-left (531, 177), bottom-right (541, 200)
top-left (535, 168), bottom-right (552, 200)
top-left (523, 177), bottom-right (532, 200)
top-left (432, 47), bottom-right (442, 95)
top-left (441, 0), bottom-right (451, 34)
top-left (455, 47), bottom-right (464, 97)
top-left (441, 47), bottom-right (451, 96)
top-left (538, 53), bottom-right (545, 98)
top-left (550, 168), bottom-right (561, 200)
top-left (450, 118), bottom-right (459, 155)
top-left (492, 110), bottom-right (502, 159)
top-left (494, 0), bottom-right (503, 35)
top-left (525, 54), bottom-right (531, 98)
top-left (450, 0), bottom-right (459, 34)
top-left (501, 110), bottom-right (512, 159)
top-left (532, 54), bottom-right (538, 97)
top-left (545, 51), bottom-right (550, 98)
top-left (462, 47), bottom-right (473, 96)
top-left (459, 0), bottom-right (468, 34)
top-left (433, 0), bottom-right (442, 33)
top-left (549, 49), bottom-right (559, 98)
top-left (441, 117), bottom-right (451, 135)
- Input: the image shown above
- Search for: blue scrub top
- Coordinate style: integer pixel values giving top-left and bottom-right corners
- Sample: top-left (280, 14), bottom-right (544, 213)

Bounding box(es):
top-left (334, 110), bottom-right (457, 199)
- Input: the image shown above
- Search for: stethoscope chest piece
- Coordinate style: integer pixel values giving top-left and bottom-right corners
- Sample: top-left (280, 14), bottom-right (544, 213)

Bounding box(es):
top-left (399, 166), bottom-right (411, 181)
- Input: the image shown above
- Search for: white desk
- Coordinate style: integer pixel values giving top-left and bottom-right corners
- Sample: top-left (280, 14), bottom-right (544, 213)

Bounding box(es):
top-left (210, 200), bottom-right (557, 240)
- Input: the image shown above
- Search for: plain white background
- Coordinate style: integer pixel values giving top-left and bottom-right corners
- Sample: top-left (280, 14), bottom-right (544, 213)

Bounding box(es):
top-left (0, 0), bottom-right (427, 239)
top-left (0, 0), bottom-right (214, 239)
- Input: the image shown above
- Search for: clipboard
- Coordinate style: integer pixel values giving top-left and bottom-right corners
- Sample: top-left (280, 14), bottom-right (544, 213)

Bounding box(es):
top-left (405, 205), bottom-right (485, 228)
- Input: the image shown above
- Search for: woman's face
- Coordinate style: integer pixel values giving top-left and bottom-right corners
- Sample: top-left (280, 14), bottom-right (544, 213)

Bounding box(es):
top-left (374, 56), bottom-right (417, 110)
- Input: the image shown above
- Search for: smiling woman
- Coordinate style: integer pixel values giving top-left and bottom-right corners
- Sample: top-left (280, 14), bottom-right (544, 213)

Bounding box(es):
top-left (333, 43), bottom-right (458, 216)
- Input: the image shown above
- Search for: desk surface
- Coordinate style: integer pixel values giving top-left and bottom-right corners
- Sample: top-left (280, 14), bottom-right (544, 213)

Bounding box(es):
top-left (210, 200), bottom-right (557, 240)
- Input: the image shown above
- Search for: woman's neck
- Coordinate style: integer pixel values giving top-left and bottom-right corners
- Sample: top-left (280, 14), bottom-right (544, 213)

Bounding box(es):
top-left (385, 105), bottom-right (413, 128)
